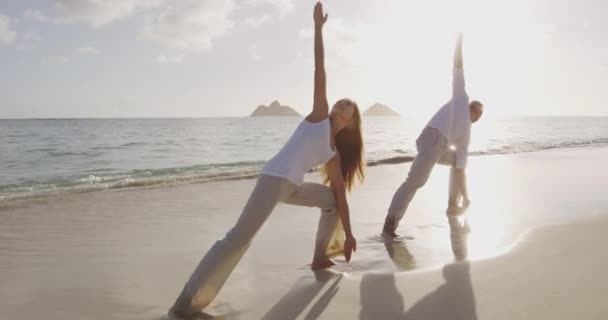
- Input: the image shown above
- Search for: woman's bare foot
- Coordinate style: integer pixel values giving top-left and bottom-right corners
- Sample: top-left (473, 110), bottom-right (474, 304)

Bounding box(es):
top-left (311, 258), bottom-right (335, 270)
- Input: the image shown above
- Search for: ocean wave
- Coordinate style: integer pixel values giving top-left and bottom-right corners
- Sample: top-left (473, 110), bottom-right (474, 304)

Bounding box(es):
top-left (368, 156), bottom-right (416, 166)
top-left (48, 151), bottom-right (90, 157)
top-left (366, 138), bottom-right (608, 165)
top-left (2, 140), bottom-right (608, 202)
top-left (470, 138), bottom-right (608, 156)
top-left (0, 162), bottom-right (265, 202)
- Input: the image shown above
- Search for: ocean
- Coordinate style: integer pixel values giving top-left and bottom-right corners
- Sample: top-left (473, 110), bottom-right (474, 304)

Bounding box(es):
top-left (2, 116), bottom-right (607, 201)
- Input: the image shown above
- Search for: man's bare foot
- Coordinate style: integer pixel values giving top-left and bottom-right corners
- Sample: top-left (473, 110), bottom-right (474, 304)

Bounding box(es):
top-left (382, 218), bottom-right (398, 236)
top-left (381, 230), bottom-right (399, 240)
top-left (446, 205), bottom-right (466, 216)
top-left (311, 258), bottom-right (335, 270)
top-left (164, 309), bottom-right (213, 320)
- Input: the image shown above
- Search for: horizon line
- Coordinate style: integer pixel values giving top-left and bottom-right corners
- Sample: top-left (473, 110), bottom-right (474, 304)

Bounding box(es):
top-left (2, 115), bottom-right (608, 120)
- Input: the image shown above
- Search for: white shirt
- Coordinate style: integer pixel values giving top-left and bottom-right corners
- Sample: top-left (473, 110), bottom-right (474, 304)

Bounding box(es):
top-left (261, 118), bottom-right (336, 185)
top-left (426, 67), bottom-right (471, 169)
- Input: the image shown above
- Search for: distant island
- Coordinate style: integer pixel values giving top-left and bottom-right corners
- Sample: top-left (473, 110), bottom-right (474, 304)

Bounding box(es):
top-left (250, 101), bottom-right (301, 117)
top-left (363, 103), bottom-right (400, 117)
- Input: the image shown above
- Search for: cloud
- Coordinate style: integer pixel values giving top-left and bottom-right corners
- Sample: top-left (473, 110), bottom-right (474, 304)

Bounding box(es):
top-left (298, 19), bottom-right (357, 43)
top-left (140, 0), bottom-right (235, 51)
top-left (537, 23), bottom-right (559, 34)
top-left (298, 18), bottom-right (407, 70)
top-left (156, 54), bottom-right (185, 64)
top-left (48, 56), bottom-right (69, 64)
top-left (248, 45), bottom-right (263, 60)
top-left (50, 0), bottom-right (293, 30)
top-left (244, 14), bottom-right (270, 27)
top-left (19, 32), bottom-right (40, 42)
top-left (243, 0), bottom-right (294, 18)
top-left (16, 44), bottom-right (32, 51)
top-left (52, 0), bottom-right (163, 27)
top-left (299, 19), bottom-right (360, 66)
top-left (24, 9), bottom-right (49, 22)
top-left (76, 46), bottom-right (100, 55)
top-left (11, 32), bottom-right (40, 51)
top-left (0, 14), bottom-right (17, 44)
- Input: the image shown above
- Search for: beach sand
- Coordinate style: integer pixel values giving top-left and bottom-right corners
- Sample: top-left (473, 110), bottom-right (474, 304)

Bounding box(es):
top-left (1, 146), bottom-right (608, 319)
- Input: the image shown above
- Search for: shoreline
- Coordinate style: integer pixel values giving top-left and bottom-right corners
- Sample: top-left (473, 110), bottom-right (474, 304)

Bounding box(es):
top-left (2, 146), bottom-right (608, 319)
top-left (300, 216), bottom-right (608, 320)
top-left (393, 212), bottom-right (607, 276)
top-left (2, 144), bottom-right (607, 205)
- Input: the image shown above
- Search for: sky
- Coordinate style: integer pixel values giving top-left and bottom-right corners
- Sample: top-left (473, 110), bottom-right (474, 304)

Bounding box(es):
top-left (0, 0), bottom-right (606, 119)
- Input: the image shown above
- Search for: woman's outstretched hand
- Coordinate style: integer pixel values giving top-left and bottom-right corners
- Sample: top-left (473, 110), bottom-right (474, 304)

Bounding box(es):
top-left (314, 2), bottom-right (328, 28)
top-left (344, 234), bottom-right (357, 262)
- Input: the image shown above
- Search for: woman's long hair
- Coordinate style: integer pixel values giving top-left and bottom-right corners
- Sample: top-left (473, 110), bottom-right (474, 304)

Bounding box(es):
top-left (322, 101), bottom-right (365, 191)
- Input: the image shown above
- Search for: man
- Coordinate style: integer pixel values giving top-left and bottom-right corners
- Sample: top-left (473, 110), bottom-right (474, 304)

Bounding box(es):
top-left (382, 33), bottom-right (484, 238)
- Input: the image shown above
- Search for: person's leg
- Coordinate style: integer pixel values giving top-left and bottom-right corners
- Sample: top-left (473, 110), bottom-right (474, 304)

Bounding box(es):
top-left (170, 175), bottom-right (297, 317)
top-left (448, 166), bottom-right (461, 206)
top-left (383, 128), bottom-right (447, 235)
top-left (446, 166), bottom-right (471, 216)
top-left (438, 151), bottom-right (460, 208)
top-left (446, 166), bottom-right (462, 216)
top-left (284, 182), bottom-right (339, 268)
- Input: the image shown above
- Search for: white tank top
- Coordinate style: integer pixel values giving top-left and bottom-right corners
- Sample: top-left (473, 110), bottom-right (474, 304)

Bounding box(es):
top-left (261, 118), bottom-right (336, 186)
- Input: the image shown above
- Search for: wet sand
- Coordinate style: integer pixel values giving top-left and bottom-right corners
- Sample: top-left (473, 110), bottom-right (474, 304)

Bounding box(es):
top-left (1, 146), bottom-right (607, 319)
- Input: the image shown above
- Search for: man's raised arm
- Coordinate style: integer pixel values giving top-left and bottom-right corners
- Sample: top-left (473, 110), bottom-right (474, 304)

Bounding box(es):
top-left (453, 33), bottom-right (465, 97)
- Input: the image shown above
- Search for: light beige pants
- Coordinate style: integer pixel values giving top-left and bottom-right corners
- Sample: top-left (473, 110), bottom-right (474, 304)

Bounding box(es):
top-left (385, 127), bottom-right (455, 230)
top-left (171, 174), bottom-right (339, 316)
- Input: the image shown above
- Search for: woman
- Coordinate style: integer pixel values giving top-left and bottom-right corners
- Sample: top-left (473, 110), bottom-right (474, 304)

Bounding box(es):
top-left (167, 2), bottom-right (364, 318)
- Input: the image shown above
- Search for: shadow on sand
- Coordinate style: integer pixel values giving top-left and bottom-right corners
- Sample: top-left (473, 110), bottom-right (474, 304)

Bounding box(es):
top-left (260, 270), bottom-right (342, 320)
top-left (260, 216), bottom-right (475, 320)
top-left (360, 215), bottom-right (476, 320)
